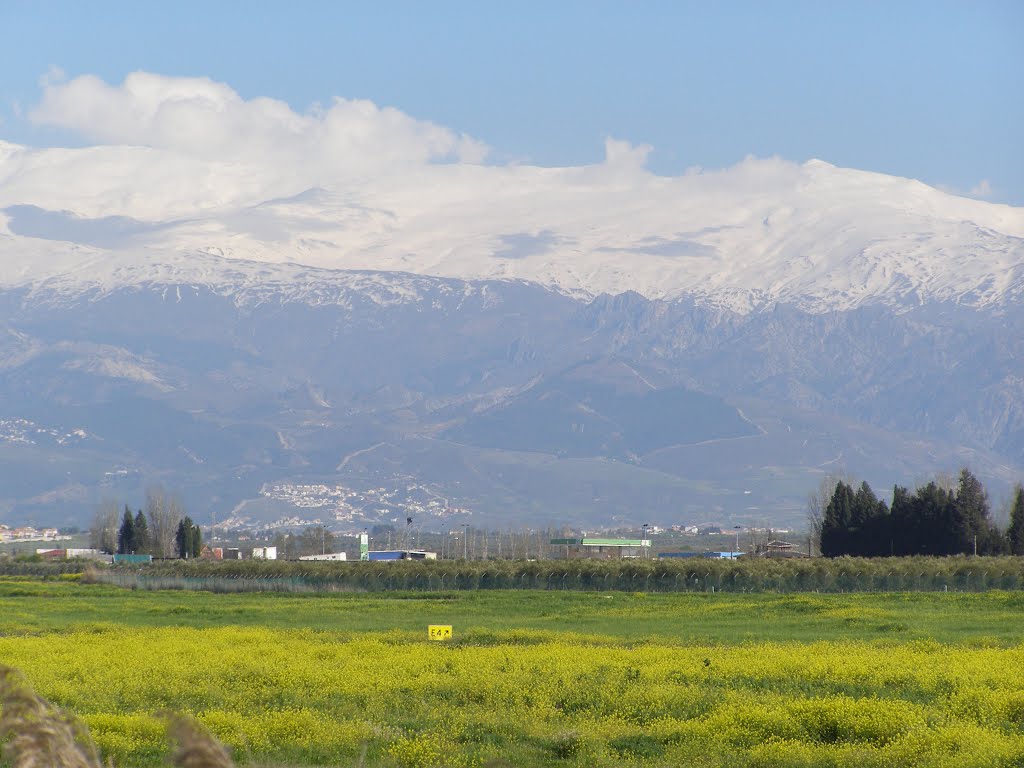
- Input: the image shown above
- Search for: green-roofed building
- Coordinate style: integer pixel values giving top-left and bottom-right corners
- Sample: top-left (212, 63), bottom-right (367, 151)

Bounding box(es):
top-left (549, 537), bottom-right (651, 559)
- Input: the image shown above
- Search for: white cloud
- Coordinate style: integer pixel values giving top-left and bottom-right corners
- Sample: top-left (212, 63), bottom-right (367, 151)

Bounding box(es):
top-left (29, 71), bottom-right (487, 177)
top-left (603, 137), bottom-right (652, 170)
top-left (970, 179), bottom-right (993, 199)
top-left (38, 65), bottom-right (66, 88)
top-left (2, 71), bottom-right (1022, 311)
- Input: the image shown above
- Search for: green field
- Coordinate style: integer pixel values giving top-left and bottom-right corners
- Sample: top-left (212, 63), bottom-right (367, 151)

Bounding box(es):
top-left (2, 579), bottom-right (1024, 766)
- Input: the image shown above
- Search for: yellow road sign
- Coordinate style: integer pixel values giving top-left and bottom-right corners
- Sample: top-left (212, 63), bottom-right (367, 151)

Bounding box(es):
top-left (428, 624), bottom-right (453, 641)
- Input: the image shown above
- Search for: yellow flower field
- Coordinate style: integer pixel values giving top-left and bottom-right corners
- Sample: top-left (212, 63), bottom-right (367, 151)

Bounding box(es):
top-left (2, 581), bottom-right (1024, 766)
top-left (3, 625), bottom-right (1024, 766)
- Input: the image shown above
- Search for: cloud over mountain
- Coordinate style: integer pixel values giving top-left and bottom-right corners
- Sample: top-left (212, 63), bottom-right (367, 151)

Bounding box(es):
top-left (31, 71), bottom-right (488, 168)
top-left (1, 72), bottom-right (1023, 528)
top-left (1, 72), bottom-right (1023, 313)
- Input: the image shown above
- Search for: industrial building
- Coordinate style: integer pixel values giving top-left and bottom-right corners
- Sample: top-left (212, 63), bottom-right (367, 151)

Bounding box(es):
top-left (549, 538), bottom-right (651, 559)
top-left (298, 551), bottom-right (347, 561)
top-left (367, 550), bottom-right (437, 561)
top-left (658, 551), bottom-right (745, 559)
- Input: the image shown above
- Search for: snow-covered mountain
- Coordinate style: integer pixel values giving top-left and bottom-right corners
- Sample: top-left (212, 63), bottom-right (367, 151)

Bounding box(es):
top-left (2, 138), bottom-right (1023, 313)
top-left (2, 76), bottom-right (1023, 529)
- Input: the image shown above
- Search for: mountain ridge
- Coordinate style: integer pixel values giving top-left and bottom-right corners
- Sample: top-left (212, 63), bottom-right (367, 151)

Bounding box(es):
top-left (1, 274), bottom-right (1021, 529)
top-left (3, 152), bottom-right (1023, 314)
top-left (2, 148), bottom-right (1023, 529)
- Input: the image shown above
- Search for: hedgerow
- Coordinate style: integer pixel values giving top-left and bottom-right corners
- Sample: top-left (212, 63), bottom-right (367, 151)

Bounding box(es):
top-left (89, 555), bottom-right (1024, 594)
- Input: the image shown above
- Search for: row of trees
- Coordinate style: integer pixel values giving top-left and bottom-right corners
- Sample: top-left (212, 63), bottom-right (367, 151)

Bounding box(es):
top-left (91, 488), bottom-right (201, 558)
top-left (814, 469), bottom-right (1024, 557)
top-left (101, 554), bottom-right (1024, 594)
top-left (116, 506), bottom-right (202, 559)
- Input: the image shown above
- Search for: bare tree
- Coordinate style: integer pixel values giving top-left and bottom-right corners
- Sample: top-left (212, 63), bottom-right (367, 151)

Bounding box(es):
top-left (908, 470), bottom-right (957, 495)
top-left (933, 470), bottom-right (957, 494)
top-left (146, 487), bottom-right (184, 558)
top-left (806, 473), bottom-right (850, 556)
top-left (89, 499), bottom-right (119, 554)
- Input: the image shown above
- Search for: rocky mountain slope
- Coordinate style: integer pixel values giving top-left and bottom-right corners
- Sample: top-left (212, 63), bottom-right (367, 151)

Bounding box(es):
top-left (1, 137), bottom-right (1022, 529)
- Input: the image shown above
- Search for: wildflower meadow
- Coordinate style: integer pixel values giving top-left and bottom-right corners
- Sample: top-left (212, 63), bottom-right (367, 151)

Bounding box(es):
top-left (1, 578), bottom-right (1023, 766)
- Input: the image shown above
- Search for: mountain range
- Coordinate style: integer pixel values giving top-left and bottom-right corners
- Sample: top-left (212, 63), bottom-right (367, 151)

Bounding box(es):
top-left (2, 138), bottom-right (1022, 531)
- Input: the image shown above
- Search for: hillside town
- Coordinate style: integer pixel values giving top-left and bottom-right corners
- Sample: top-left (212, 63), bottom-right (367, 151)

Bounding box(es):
top-left (0, 417), bottom-right (90, 447)
top-left (0, 524), bottom-right (66, 543)
top-left (255, 481), bottom-right (471, 527)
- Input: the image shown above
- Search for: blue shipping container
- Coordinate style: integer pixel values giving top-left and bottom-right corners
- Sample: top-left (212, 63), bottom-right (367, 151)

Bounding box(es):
top-left (367, 551), bottom-right (405, 561)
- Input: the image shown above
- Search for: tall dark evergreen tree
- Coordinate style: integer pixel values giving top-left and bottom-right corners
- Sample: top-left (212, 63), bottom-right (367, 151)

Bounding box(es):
top-left (913, 482), bottom-right (961, 555)
top-left (190, 524), bottom-right (202, 559)
top-left (814, 474), bottom-right (1003, 558)
top-left (117, 506), bottom-right (136, 554)
top-left (954, 468), bottom-right (997, 554)
top-left (889, 485), bottom-right (913, 556)
top-left (175, 517), bottom-right (192, 559)
top-left (1008, 484), bottom-right (1024, 556)
top-left (820, 481), bottom-right (855, 557)
top-left (133, 509), bottom-right (149, 555)
top-left (849, 481), bottom-right (891, 556)
top-left (817, 480), bottom-right (891, 557)
top-left (175, 516), bottom-right (202, 559)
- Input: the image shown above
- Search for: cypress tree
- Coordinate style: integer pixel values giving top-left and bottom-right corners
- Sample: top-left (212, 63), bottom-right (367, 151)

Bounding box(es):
top-left (133, 509), bottom-right (149, 555)
top-left (175, 517), bottom-right (190, 559)
top-left (849, 481), bottom-right (890, 556)
top-left (174, 516), bottom-right (201, 559)
top-left (117, 506), bottom-right (136, 554)
top-left (890, 485), bottom-right (912, 556)
top-left (190, 524), bottom-right (202, 559)
top-left (915, 483), bottom-right (961, 556)
top-left (955, 468), bottom-right (993, 554)
top-left (1008, 485), bottom-right (1024, 556)
top-left (821, 481), bottom-right (855, 557)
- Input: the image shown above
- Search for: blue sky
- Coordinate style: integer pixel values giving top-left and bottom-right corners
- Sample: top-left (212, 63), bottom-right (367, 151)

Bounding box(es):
top-left (1, 0), bottom-right (1021, 203)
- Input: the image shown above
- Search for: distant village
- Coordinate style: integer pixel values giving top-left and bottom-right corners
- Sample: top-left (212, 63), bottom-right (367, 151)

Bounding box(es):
top-left (0, 417), bottom-right (90, 447)
top-left (1, 514), bottom-right (802, 566)
top-left (243, 480), bottom-right (472, 529)
top-left (0, 524), bottom-right (67, 543)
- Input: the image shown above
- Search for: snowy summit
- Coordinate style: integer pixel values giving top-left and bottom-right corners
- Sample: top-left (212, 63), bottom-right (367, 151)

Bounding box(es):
top-left (1, 73), bottom-right (1022, 314)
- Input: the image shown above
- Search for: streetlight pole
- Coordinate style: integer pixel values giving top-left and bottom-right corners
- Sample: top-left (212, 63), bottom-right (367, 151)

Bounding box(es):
top-left (734, 525), bottom-right (742, 557)
top-left (463, 524), bottom-right (470, 560)
top-left (642, 523), bottom-right (650, 559)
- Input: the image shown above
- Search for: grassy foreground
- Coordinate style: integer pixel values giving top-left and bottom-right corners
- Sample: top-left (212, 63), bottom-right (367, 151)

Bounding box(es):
top-left (1, 579), bottom-right (1024, 766)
